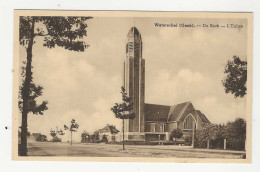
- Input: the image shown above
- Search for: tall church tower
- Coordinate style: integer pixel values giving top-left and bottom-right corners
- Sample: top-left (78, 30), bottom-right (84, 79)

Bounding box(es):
top-left (123, 27), bottom-right (145, 140)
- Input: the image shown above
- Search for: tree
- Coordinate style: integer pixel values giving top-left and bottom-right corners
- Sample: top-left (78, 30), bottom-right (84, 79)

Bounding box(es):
top-left (64, 119), bottom-right (79, 145)
top-left (81, 131), bottom-right (89, 143)
top-left (101, 135), bottom-right (108, 142)
top-left (57, 128), bottom-right (65, 143)
top-left (35, 134), bottom-right (47, 142)
top-left (111, 87), bottom-right (135, 150)
top-left (50, 129), bottom-right (60, 142)
top-left (94, 132), bottom-right (100, 142)
top-left (90, 133), bottom-right (99, 143)
top-left (193, 119), bottom-right (246, 150)
top-left (49, 128), bottom-right (64, 143)
top-left (50, 129), bottom-right (56, 137)
top-left (226, 118), bottom-right (246, 150)
top-left (195, 123), bottom-right (220, 148)
top-left (170, 128), bottom-right (183, 145)
top-left (19, 16), bottom-right (92, 156)
top-left (222, 55), bottom-right (247, 98)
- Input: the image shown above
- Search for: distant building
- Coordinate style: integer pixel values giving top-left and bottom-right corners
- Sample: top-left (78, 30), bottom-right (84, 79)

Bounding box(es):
top-left (123, 27), bottom-right (210, 142)
top-left (95, 124), bottom-right (120, 142)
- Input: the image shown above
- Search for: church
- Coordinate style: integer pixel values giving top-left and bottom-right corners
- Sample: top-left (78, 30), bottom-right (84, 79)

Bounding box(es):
top-left (123, 27), bottom-right (210, 142)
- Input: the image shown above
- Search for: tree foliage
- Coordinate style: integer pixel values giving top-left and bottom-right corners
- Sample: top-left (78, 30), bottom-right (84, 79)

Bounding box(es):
top-left (225, 118), bottom-right (246, 150)
top-left (57, 129), bottom-right (65, 136)
top-left (194, 123), bottom-right (226, 148)
top-left (49, 129), bottom-right (61, 142)
top-left (170, 128), bottom-right (183, 140)
top-left (222, 56), bottom-right (247, 98)
top-left (50, 128), bottom-right (65, 143)
top-left (94, 132), bottom-right (100, 141)
top-left (19, 16), bottom-right (92, 51)
top-left (89, 132), bottom-right (100, 143)
top-left (194, 118), bottom-right (246, 150)
top-left (81, 131), bottom-right (90, 143)
top-left (64, 119), bottom-right (79, 132)
top-left (50, 129), bottom-right (57, 138)
top-left (111, 86), bottom-right (135, 150)
top-left (111, 87), bottom-right (135, 120)
top-left (101, 135), bottom-right (108, 142)
top-left (170, 128), bottom-right (183, 144)
top-left (19, 65), bottom-right (48, 115)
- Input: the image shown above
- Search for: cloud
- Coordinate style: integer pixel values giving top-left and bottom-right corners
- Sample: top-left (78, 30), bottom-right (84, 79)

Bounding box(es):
top-left (76, 59), bottom-right (95, 77)
top-left (177, 68), bottom-right (204, 83)
top-left (195, 96), bottom-right (246, 124)
top-left (74, 96), bottom-right (122, 141)
top-left (159, 27), bottom-right (181, 41)
top-left (146, 68), bottom-right (207, 105)
top-left (202, 96), bottom-right (217, 106)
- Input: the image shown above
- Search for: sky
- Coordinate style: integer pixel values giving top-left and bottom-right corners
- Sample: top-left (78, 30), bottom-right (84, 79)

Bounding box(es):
top-left (19, 17), bottom-right (248, 142)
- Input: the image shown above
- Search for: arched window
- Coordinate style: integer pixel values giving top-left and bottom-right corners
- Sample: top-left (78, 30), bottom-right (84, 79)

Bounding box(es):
top-left (183, 114), bottom-right (197, 130)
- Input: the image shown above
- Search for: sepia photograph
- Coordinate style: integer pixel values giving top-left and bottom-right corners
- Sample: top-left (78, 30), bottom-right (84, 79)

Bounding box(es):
top-left (12, 10), bottom-right (252, 163)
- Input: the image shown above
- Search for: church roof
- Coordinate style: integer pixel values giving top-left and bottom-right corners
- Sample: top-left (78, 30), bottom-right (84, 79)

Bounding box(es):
top-left (167, 101), bottom-right (191, 122)
top-left (195, 110), bottom-right (211, 123)
top-left (145, 103), bottom-right (171, 122)
top-left (145, 101), bottom-right (204, 122)
top-left (144, 101), bottom-right (211, 124)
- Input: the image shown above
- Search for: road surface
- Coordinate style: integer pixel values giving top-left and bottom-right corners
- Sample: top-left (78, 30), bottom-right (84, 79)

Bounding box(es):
top-left (27, 142), bottom-right (245, 159)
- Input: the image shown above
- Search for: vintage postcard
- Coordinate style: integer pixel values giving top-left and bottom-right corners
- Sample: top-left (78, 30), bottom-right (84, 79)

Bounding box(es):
top-left (12, 10), bottom-right (252, 163)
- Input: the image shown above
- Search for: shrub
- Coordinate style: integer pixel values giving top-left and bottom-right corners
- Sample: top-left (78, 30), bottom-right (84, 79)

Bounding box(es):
top-left (226, 118), bottom-right (246, 150)
top-left (101, 135), bottom-right (108, 142)
top-left (194, 118), bottom-right (246, 150)
top-left (52, 136), bottom-right (61, 142)
top-left (170, 128), bottom-right (183, 144)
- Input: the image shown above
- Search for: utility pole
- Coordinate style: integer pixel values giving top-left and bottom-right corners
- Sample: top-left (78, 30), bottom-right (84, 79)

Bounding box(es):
top-left (224, 138), bottom-right (226, 150)
top-left (192, 121), bottom-right (195, 148)
top-left (71, 131), bottom-right (73, 145)
top-left (122, 119), bottom-right (125, 150)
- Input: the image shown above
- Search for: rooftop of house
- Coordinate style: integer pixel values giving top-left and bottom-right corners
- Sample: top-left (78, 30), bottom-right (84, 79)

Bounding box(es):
top-left (95, 124), bottom-right (120, 134)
